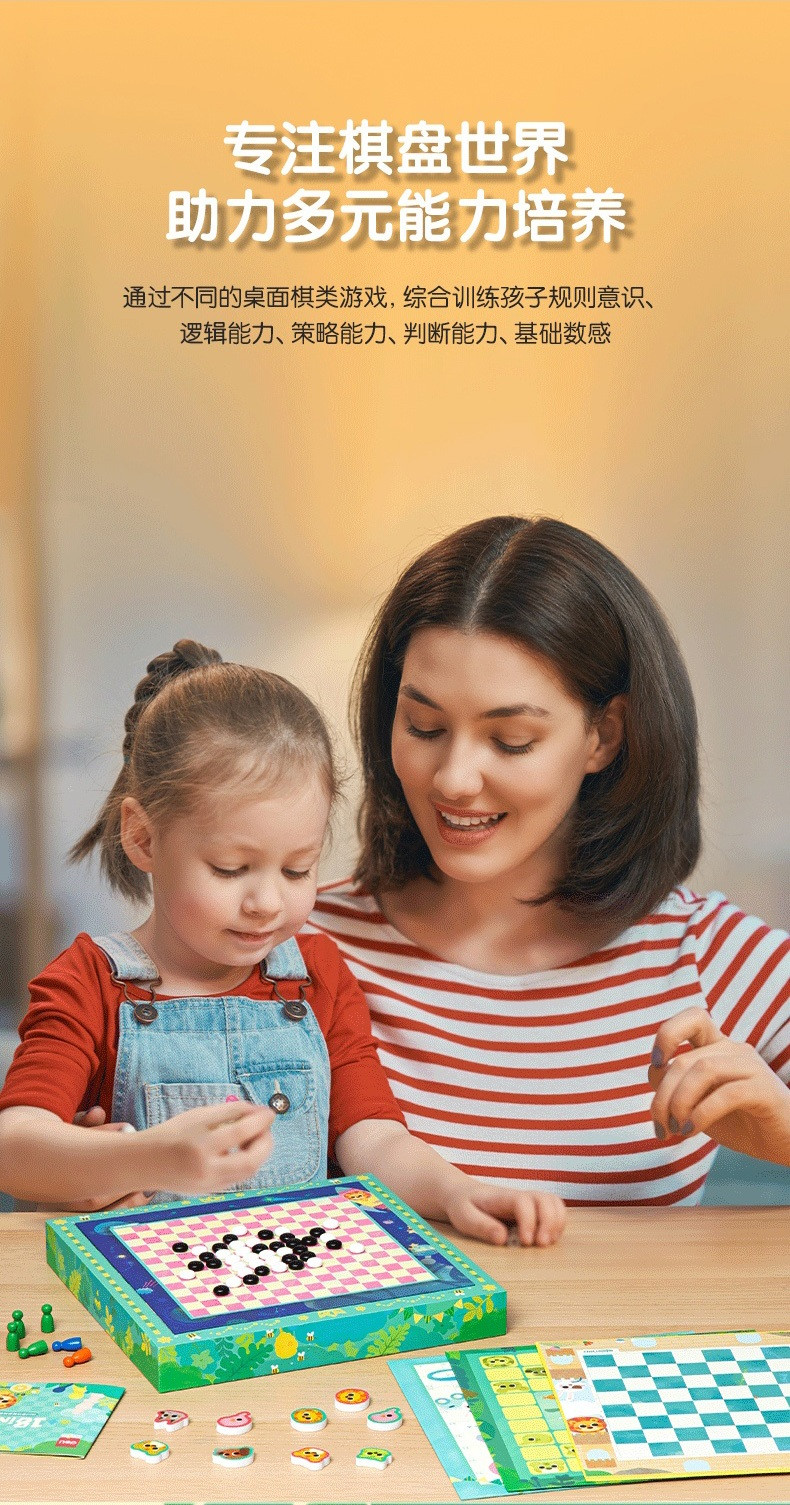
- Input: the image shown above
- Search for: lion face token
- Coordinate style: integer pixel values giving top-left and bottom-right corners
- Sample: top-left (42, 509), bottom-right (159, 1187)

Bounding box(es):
top-left (356, 1445), bottom-right (393, 1468)
top-left (291, 1445), bottom-right (331, 1470)
top-left (290, 1406), bottom-right (328, 1431)
top-left (368, 1405), bottom-right (403, 1430)
top-left (334, 1386), bottom-right (370, 1412)
top-left (216, 1409), bottom-right (253, 1434)
top-left (212, 1444), bottom-right (255, 1467)
top-left (153, 1408), bottom-right (189, 1432)
top-left (130, 1439), bottom-right (170, 1462)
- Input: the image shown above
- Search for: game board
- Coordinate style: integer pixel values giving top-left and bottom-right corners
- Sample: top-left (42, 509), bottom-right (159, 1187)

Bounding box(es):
top-left (447, 1345), bottom-right (588, 1492)
top-left (46, 1175), bottom-right (505, 1392)
top-left (389, 1354), bottom-right (507, 1499)
top-left (541, 1332), bottom-right (790, 1483)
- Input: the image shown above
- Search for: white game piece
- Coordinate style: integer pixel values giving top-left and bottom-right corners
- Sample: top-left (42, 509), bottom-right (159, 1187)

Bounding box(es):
top-left (154, 1409), bottom-right (190, 1432)
top-left (225, 1273), bottom-right (243, 1289)
top-left (347, 1241), bottom-right (366, 1253)
top-left (356, 1446), bottom-right (393, 1468)
top-left (216, 1410), bottom-right (253, 1434)
top-left (291, 1445), bottom-right (331, 1470)
top-left (130, 1439), bottom-right (170, 1463)
top-left (213, 1445), bottom-right (255, 1467)
top-left (229, 1223), bottom-right (248, 1235)
top-left (368, 1406), bottom-right (403, 1430)
top-left (322, 1217), bottom-right (340, 1228)
top-left (335, 1387), bottom-right (370, 1413)
top-left (290, 1406), bottom-right (328, 1431)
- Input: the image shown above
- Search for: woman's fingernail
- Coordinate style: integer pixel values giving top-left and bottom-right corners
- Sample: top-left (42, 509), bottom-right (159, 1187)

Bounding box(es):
top-left (669, 1115), bottom-right (679, 1135)
top-left (651, 1046), bottom-right (664, 1069)
top-left (682, 1120), bottom-right (694, 1136)
top-left (655, 1123), bottom-right (666, 1140)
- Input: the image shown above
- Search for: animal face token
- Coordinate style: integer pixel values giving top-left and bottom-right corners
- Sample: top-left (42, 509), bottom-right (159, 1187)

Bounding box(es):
top-left (356, 1446), bottom-right (393, 1468)
top-left (568, 1415), bottom-right (606, 1434)
top-left (335, 1387), bottom-right (370, 1412)
top-left (290, 1406), bottom-right (328, 1431)
top-left (213, 1445), bottom-right (255, 1467)
top-left (291, 1445), bottom-right (331, 1470)
top-left (216, 1409), bottom-right (253, 1434)
top-left (130, 1440), bottom-right (170, 1462)
top-left (154, 1409), bottom-right (190, 1432)
top-left (0, 1392), bottom-right (17, 1410)
top-left (368, 1406), bottom-right (403, 1430)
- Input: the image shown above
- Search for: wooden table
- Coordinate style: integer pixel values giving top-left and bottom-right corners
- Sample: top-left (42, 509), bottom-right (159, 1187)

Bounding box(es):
top-left (1, 1206), bottom-right (789, 1502)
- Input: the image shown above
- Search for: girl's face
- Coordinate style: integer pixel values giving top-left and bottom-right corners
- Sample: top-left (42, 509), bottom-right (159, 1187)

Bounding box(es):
top-left (122, 770), bottom-right (330, 981)
top-left (391, 627), bottom-right (623, 894)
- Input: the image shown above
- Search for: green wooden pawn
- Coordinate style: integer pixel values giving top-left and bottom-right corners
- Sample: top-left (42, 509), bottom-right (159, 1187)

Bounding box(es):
top-left (40, 1304), bottom-right (54, 1334)
top-left (6, 1321), bottom-right (20, 1352)
top-left (11, 1311), bottom-right (25, 1339)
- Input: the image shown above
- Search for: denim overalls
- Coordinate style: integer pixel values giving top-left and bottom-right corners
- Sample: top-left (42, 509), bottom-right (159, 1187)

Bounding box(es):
top-left (92, 932), bottom-right (330, 1200)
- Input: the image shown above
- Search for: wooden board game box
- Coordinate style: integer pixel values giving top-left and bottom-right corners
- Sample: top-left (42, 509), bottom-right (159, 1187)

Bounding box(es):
top-left (46, 1175), bottom-right (506, 1392)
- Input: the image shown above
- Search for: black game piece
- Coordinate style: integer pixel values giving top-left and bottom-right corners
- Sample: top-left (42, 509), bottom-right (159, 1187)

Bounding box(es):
top-left (254, 1265), bottom-right (270, 1276)
top-left (212, 1242), bottom-right (225, 1252)
top-left (242, 1274), bottom-right (259, 1285)
top-left (222, 1234), bottom-right (239, 1245)
top-left (269, 1241), bottom-right (284, 1251)
top-left (257, 1229), bottom-right (274, 1240)
top-left (213, 1284), bottom-right (230, 1296)
top-left (326, 1239), bottom-right (342, 1249)
top-left (309, 1227), bottom-right (324, 1236)
top-left (251, 1243), bottom-right (267, 1254)
top-left (187, 1260), bottom-right (205, 1271)
top-left (172, 1242), bottom-right (189, 1253)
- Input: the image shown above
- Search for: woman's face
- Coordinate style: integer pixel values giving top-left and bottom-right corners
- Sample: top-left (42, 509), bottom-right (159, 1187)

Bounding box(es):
top-left (391, 627), bottom-right (621, 892)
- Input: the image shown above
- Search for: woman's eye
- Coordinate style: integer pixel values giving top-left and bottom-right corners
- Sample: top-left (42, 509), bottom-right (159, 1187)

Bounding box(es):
top-left (211, 865), bottom-right (244, 878)
top-left (406, 722), bottom-right (443, 740)
top-left (493, 739), bottom-right (535, 755)
top-left (283, 868), bottom-right (313, 881)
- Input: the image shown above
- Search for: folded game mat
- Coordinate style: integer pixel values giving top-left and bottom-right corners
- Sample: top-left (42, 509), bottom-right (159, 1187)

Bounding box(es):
top-left (0, 1380), bottom-right (124, 1457)
top-left (446, 1332), bottom-right (790, 1491)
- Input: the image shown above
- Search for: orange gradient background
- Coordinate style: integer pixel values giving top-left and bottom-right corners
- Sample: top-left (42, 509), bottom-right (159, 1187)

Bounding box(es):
top-left (0, 1), bottom-right (787, 952)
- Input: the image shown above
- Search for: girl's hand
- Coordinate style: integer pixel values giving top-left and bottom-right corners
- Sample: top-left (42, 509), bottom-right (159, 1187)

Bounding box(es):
top-left (442, 1181), bottom-right (566, 1248)
top-left (649, 1007), bottom-right (790, 1163)
top-left (42, 1108), bottom-right (152, 1213)
top-left (137, 1099), bottom-right (276, 1194)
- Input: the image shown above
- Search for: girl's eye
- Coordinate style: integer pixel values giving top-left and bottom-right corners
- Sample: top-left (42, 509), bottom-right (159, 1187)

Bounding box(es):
top-left (283, 868), bottom-right (313, 881)
top-left (406, 721), bottom-right (443, 740)
top-left (211, 865), bottom-right (245, 878)
top-left (494, 739), bottom-right (536, 755)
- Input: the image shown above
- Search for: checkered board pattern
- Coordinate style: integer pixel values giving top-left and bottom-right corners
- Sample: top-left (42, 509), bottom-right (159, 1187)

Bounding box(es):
top-left (577, 1344), bottom-right (790, 1463)
top-left (114, 1191), bottom-right (432, 1321)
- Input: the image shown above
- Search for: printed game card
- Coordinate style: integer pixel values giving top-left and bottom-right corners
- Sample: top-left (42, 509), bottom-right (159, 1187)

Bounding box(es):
top-left (0, 1380), bottom-right (124, 1457)
top-left (447, 1344), bottom-right (587, 1492)
top-left (389, 1354), bottom-right (508, 1498)
top-left (541, 1331), bottom-right (790, 1484)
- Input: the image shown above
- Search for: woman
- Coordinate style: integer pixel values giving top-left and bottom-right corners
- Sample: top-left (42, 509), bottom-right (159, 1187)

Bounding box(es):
top-left (306, 515), bottom-right (790, 1206)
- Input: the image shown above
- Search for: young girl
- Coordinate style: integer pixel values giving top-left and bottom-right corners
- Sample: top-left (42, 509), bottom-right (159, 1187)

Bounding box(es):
top-left (0, 640), bottom-right (564, 1246)
top-left (306, 516), bottom-right (790, 1206)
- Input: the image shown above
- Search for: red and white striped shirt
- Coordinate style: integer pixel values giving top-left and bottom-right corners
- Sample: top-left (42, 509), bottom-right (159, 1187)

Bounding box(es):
top-left (304, 883), bottom-right (790, 1206)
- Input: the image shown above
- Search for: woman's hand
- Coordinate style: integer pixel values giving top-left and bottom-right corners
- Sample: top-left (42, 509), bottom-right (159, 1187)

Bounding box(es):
top-left (649, 1007), bottom-right (790, 1164)
top-left (442, 1180), bottom-right (566, 1248)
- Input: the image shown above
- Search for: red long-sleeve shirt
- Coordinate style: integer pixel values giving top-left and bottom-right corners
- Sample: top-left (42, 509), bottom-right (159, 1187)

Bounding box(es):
top-left (0, 931), bottom-right (405, 1156)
